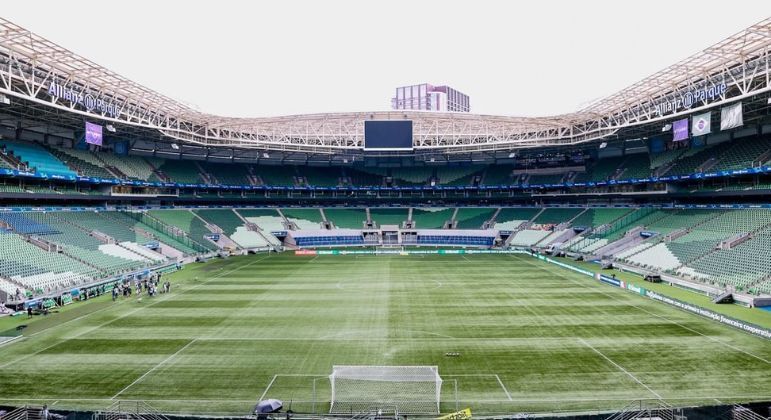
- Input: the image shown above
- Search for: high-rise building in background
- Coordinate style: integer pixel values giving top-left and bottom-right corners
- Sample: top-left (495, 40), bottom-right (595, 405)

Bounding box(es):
top-left (391, 83), bottom-right (470, 112)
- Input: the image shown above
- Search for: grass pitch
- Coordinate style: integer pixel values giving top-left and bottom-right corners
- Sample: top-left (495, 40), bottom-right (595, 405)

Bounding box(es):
top-left (0, 253), bottom-right (769, 416)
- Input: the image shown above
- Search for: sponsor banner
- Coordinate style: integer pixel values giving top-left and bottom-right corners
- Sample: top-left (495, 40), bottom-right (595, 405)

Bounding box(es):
top-left (625, 283), bottom-right (646, 296)
top-left (646, 291), bottom-right (771, 339)
top-left (294, 250), bottom-right (317, 256)
top-left (672, 118), bottom-right (689, 141)
top-left (691, 112), bottom-right (711, 136)
top-left (437, 408), bottom-right (472, 420)
top-left (595, 273), bottom-right (622, 287)
top-left (720, 102), bottom-right (743, 130)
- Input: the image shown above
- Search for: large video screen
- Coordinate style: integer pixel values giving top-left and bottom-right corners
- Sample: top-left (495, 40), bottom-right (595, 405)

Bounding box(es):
top-left (364, 120), bottom-right (413, 150)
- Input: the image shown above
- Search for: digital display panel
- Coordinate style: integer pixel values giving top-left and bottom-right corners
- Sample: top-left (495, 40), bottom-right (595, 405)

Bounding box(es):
top-left (364, 120), bottom-right (413, 150)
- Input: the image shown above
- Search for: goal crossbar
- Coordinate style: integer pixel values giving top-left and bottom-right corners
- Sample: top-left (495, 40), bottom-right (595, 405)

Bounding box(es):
top-left (329, 365), bottom-right (442, 414)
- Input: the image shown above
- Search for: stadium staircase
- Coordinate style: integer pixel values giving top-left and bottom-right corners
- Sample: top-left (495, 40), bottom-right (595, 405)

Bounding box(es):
top-left (731, 405), bottom-right (770, 420)
top-left (605, 400), bottom-right (684, 420)
top-left (94, 400), bottom-right (170, 420)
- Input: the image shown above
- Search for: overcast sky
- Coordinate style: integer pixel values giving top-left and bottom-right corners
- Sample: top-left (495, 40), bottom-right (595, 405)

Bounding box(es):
top-left (4, 1), bottom-right (769, 118)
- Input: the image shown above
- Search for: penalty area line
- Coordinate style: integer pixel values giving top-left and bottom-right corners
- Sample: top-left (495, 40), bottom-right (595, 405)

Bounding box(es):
top-left (578, 338), bottom-right (662, 400)
top-left (495, 374), bottom-right (513, 401)
top-left (259, 375), bottom-right (278, 402)
top-left (111, 339), bottom-right (197, 399)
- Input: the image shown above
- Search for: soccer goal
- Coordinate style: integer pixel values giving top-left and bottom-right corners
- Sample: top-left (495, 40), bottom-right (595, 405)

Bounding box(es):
top-left (329, 365), bottom-right (442, 414)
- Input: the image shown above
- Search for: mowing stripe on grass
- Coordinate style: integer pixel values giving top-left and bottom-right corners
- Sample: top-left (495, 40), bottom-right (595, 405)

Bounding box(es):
top-left (578, 337), bottom-right (662, 400)
top-left (259, 374), bottom-right (278, 401)
top-left (516, 254), bottom-right (771, 363)
top-left (111, 339), bottom-right (198, 399)
top-left (0, 255), bottom-right (271, 370)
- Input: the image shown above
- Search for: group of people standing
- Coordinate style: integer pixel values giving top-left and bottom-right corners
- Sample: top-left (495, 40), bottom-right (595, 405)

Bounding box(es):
top-left (112, 273), bottom-right (170, 301)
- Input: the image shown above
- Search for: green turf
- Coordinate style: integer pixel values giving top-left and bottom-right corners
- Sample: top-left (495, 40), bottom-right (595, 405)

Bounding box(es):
top-left (0, 253), bottom-right (769, 417)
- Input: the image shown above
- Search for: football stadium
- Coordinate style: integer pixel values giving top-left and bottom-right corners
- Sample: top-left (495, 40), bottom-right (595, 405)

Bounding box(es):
top-left (0, 5), bottom-right (770, 420)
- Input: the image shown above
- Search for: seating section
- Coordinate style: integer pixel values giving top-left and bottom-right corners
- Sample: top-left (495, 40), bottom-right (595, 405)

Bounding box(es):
top-left (454, 208), bottom-right (496, 229)
top-left (436, 166), bottom-right (484, 186)
top-left (302, 167), bottom-right (342, 186)
top-left (389, 167), bottom-right (434, 185)
top-left (1, 141), bottom-right (76, 177)
top-left (97, 153), bottom-right (159, 181)
top-left (532, 208), bottom-right (584, 225)
top-left (201, 162), bottom-right (252, 185)
top-left (525, 173), bottom-right (565, 185)
top-left (294, 234), bottom-right (364, 247)
top-left (253, 166), bottom-right (297, 186)
top-left (493, 208), bottom-right (540, 230)
top-left (710, 137), bottom-right (771, 171)
top-left (147, 210), bottom-right (218, 251)
top-left (282, 209), bottom-right (323, 230)
top-left (237, 208), bottom-right (286, 235)
top-left (665, 142), bottom-right (732, 176)
top-left (325, 208), bottom-right (367, 229)
top-left (49, 147), bottom-right (114, 178)
top-left (195, 209), bottom-right (271, 248)
top-left (569, 208), bottom-right (631, 229)
top-left (411, 208), bottom-right (454, 229)
top-left (417, 234), bottom-right (494, 247)
top-left (0, 232), bottom-right (99, 295)
top-left (509, 229), bottom-right (551, 246)
top-left (369, 208), bottom-right (409, 227)
top-left (157, 160), bottom-right (203, 184)
top-left (618, 155), bottom-right (651, 179)
top-left (102, 211), bottom-right (201, 255)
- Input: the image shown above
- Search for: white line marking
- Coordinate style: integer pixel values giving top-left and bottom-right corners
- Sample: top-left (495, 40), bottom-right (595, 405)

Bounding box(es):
top-left (112, 339), bottom-right (197, 399)
top-left (578, 338), bottom-right (662, 399)
top-left (0, 255), bottom-right (271, 369)
top-left (495, 374), bottom-right (513, 401)
top-left (519, 255), bottom-right (771, 364)
top-left (259, 374), bottom-right (278, 401)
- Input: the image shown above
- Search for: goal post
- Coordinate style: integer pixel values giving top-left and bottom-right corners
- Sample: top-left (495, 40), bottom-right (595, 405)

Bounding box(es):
top-left (329, 365), bottom-right (442, 414)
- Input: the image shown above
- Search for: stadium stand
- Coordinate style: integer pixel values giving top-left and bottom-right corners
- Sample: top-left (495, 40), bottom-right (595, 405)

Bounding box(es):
top-left (454, 208), bottom-right (497, 229)
top-left (493, 208), bottom-right (540, 230)
top-left (282, 208), bottom-right (324, 229)
top-left (324, 208), bottom-right (368, 229)
top-left (410, 208), bottom-right (454, 229)
top-left (200, 162), bottom-right (252, 185)
top-left (369, 208), bottom-right (409, 227)
top-left (195, 209), bottom-right (271, 248)
top-left (435, 166), bottom-right (484, 186)
top-left (156, 160), bottom-right (203, 184)
top-left (49, 147), bottom-right (115, 178)
top-left (0, 141), bottom-right (76, 177)
top-left (532, 208), bottom-right (584, 225)
top-left (147, 210), bottom-right (218, 251)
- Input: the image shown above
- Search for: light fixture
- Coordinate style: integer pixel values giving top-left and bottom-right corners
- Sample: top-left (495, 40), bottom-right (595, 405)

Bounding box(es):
top-left (105, 124), bottom-right (116, 133)
top-left (170, 143), bottom-right (180, 150)
top-left (599, 142), bottom-right (607, 149)
top-left (262, 152), bottom-right (270, 159)
top-left (0, 94), bottom-right (9, 105)
top-left (662, 124), bottom-right (672, 132)
top-left (508, 152), bottom-right (517, 158)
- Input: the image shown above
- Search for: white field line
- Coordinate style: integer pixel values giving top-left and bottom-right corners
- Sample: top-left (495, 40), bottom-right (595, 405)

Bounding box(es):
top-left (578, 337), bottom-right (662, 400)
top-left (0, 254), bottom-right (271, 370)
top-left (258, 374), bottom-right (278, 401)
top-left (495, 374), bottom-right (513, 401)
top-left (515, 254), bottom-right (771, 364)
top-left (112, 339), bottom-right (198, 399)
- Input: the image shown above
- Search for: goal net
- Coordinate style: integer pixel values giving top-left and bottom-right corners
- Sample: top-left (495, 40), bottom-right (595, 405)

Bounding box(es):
top-left (329, 365), bottom-right (442, 414)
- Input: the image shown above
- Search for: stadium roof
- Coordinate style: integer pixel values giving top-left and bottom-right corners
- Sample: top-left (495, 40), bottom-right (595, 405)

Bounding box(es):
top-left (0, 17), bottom-right (769, 153)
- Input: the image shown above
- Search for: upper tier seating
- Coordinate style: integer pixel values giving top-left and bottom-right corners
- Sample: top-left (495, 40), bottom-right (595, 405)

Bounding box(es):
top-left (525, 173), bottom-right (565, 185)
top-left (49, 147), bottom-right (114, 178)
top-left (1, 141), bottom-right (76, 177)
top-left (156, 160), bottom-right (203, 184)
top-left (569, 208), bottom-right (631, 229)
top-left (201, 162), bottom-right (252, 185)
top-left (436, 166), bottom-right (484, 186)
top-left (96, 153), bottom-right (160, 181)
